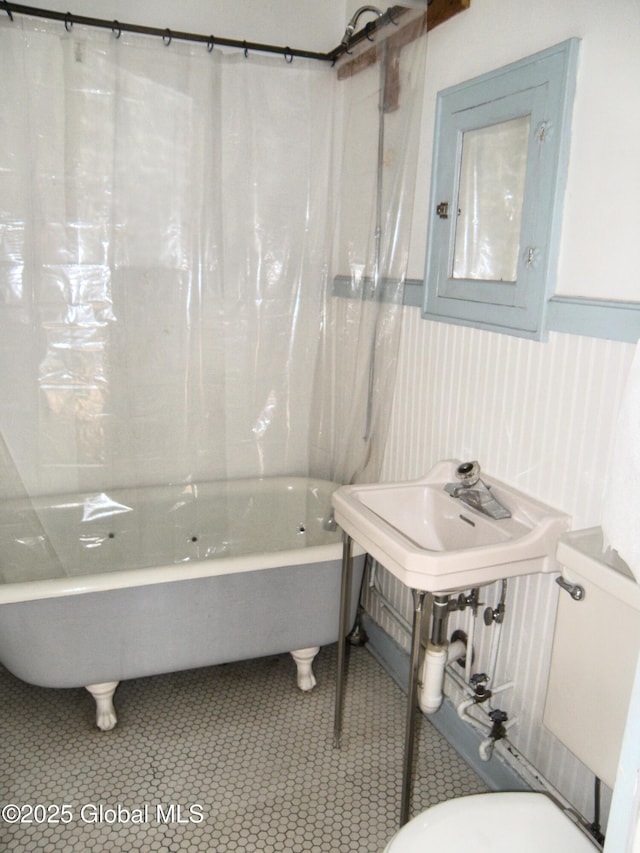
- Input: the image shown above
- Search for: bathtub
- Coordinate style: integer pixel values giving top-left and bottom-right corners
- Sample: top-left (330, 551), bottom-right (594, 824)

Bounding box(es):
top-left (0, 477), bottom-right (365, 730)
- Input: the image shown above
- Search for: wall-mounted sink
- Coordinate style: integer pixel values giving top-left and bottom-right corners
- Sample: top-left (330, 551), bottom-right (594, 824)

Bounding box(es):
top-left (332, 460), bottom-right (570, 592)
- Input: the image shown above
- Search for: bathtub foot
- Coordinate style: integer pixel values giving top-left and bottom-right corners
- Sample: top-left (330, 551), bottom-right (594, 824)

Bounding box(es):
top-left (290, 646), bottom-right (320, 691)
top-left (85, 681), bottom-right (119, 731)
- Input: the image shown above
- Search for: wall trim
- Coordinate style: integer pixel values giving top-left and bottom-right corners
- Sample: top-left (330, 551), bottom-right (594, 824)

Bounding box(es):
top-left (546, 295), bottom-right (640, 343)
top-left (332, 274), bottom-right (408, 303)
top-left (402, 279), bottom-right (424, 308)
top-left (334, 276), bottom-right (640, 342)
top-left (332, 275), bottom-right (423, 306)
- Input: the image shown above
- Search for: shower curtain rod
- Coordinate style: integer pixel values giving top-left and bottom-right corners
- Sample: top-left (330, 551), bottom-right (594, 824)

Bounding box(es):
top-left (1, 2), bottom-right (411, 64)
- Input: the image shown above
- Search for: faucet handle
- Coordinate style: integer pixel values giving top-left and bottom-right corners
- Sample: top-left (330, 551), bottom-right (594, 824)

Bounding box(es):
top-left (456, 461), bottom-right (480, 487)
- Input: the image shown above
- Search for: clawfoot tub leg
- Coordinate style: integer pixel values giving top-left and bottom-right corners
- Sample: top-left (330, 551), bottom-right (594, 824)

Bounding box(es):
top-left (85, 681), bottom-right (119, 731)
top-left (290, 647), bottom-right (320, 691)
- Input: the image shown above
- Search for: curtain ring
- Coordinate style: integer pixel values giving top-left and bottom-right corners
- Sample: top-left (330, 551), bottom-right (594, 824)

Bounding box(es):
top-left (283, 48), bottom-right (293, 64)
top-left (365, 21), bottom-right (376, 41)
top-left (2, 2), bottom-right (13, 22)
top-left (207, 35), bottom-right (215, 53)
top-left (162, 28), bottom-right (172, 46)
top-left (112, 20), bottom-right (122, 39)
top-left (243, 40), bottom-right (249, 58)
top-left (64, 12), bottom-right (73, 32)
top-left (387, 8), bottom-right (399, 26)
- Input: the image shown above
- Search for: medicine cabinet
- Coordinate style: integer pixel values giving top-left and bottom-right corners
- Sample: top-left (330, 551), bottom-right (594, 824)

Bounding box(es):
top-left (423, 39), bottom-right (580, 340)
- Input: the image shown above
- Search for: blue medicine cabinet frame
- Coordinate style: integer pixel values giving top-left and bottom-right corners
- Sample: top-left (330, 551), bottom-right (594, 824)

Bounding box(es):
top-left (423, 39), bottom-right (580, 341)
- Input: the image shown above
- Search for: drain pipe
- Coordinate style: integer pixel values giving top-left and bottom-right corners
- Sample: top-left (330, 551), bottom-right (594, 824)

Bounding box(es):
top-left (418, 589), bottom-right (481, 715)
top-left (419, 637), bottom-right (467, 714)
top-left (418, 594), bottom-right (467, 715)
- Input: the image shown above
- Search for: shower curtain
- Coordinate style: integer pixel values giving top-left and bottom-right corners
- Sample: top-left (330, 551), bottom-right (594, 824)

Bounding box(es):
top-left (314, 24), bottom-right (428, 484)
top-left (0, 12), bottom-right (426, 508)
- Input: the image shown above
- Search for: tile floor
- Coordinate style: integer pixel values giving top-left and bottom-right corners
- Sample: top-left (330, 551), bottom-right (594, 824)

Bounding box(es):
top-left (1, 645), bottom-right (487, 852)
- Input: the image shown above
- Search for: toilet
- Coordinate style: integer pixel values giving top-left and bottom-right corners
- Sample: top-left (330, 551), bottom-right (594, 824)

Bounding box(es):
top-left (385, 527), bottom-right (640, 852)
top-left (384, 791), bottom-right (596, 852)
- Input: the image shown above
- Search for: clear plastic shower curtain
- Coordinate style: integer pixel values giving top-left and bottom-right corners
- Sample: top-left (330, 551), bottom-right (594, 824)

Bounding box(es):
top-left (0, 11), bottom-right (426, 510)
top-left (311, 18), bottom-right (428, 485)
top-left (0, 16), bottom-right (334, 499)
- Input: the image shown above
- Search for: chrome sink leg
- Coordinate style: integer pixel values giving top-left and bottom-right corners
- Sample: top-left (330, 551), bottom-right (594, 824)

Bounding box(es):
top-left (334, 532), bottom-right (353, 748)
top-left (400, 588), bottom-right (428, 826)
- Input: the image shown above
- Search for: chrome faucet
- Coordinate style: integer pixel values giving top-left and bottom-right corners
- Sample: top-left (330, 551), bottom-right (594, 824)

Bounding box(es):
top-left (444, 461), bottom-right (511, 520)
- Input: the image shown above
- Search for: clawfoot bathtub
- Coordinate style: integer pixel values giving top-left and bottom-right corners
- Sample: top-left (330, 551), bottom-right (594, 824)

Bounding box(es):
top-left (0, 477), bottom-right (364, 730)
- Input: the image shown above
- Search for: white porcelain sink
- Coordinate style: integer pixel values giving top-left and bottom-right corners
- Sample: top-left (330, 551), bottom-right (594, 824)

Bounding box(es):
top-left (332, 460), bottom-right (570, 592)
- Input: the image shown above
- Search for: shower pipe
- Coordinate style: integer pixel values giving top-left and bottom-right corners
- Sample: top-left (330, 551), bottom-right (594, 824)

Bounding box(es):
top-left (363, 34), bottom-right (389, 442)
top-left (0, 1), bottom-right (412, 64)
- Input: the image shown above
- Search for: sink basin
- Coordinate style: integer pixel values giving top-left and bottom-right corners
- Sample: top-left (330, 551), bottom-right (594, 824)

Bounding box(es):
top-left (332, 460), bottom-right (570, 592)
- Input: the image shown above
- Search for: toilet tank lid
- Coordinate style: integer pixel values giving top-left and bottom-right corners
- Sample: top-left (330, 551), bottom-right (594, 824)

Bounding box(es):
top-left (557, 527), bottom-right (640, 609)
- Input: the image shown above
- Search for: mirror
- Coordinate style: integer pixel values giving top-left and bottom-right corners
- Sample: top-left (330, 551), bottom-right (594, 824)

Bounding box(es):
top-left (453, 115), bottom-right (531, 283)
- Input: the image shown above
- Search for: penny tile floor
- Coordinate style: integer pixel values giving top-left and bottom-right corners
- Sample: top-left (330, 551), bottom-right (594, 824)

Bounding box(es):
top-left (1, 645), bottom-right (487, 851)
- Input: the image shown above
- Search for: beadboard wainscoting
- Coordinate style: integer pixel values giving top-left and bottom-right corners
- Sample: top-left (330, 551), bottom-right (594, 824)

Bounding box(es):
top-left (361, 307), bottom-right (637, 828)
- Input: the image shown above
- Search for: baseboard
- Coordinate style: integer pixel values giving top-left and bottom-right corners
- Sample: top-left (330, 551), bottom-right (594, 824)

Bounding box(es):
top-left (361, 613), bottom-right (530, 793)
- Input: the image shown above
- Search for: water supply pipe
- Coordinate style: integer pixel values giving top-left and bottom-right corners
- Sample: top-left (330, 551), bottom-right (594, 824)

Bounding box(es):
top-left (479, 713), bottom-right (517, 762)
top-left (484, 579), bottom-right (508, 686)
top-left (464, 597), bottom-right (475, 685)
top-left (340, 5), bottom-right (383, 49)
top-left (363, 33), bottom-right (388, 442)
top-left (457, 696), bottom-right (479, 719)
top-left (479, 736), bottom-right (496, 761)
